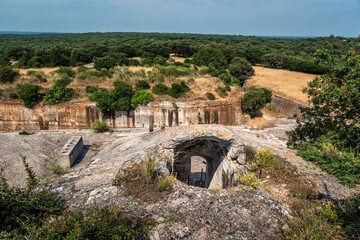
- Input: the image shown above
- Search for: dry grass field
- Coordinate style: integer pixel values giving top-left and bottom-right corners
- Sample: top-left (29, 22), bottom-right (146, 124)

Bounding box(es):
top-left (245, 66), bottom-right (318, 103)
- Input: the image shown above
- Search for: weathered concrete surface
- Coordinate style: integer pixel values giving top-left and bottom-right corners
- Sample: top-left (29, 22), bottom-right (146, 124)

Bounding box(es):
top-left (270, 94), bottom-right (308, 117)
top-left (0, 99), bottom-right (244, 132)
top-left (1, 123), bottom-right (358, 239)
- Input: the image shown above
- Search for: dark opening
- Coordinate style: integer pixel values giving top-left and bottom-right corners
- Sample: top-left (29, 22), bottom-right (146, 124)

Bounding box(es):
top-left (173, 137), bottom-right (230, 188)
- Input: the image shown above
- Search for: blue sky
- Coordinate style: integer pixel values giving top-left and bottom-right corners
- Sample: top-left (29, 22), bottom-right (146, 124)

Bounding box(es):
top-left (0, 0), bottom-right (359, 37)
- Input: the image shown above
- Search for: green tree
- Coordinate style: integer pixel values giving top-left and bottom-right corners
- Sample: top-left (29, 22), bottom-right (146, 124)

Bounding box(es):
top-left (18, 84), bottom-right (43, 108)
top-left (152, 83), bottom-right (169, 95)
top-left (94, 56), bottom-right (116, 70)
top-left (228, 57), bottom-right (254, 86)
top-left (131, 90), bottom-right (154, 106)
top-left (168, 81), bottom-right (190, 98)
top-left (261, 53), bottom-right (286, 69)
top-left (135, 80), bottom-right (150, 90)
top-left (288, 50), bottom-right (360, 152)
top-left (0, 65), bottom-right (19, 83)
top-left (241, 88), bottom-right (272, 117)
top-left (44, 78), bottom-right (75, 105)
top-left (192, 47), bottom-right (227, 70)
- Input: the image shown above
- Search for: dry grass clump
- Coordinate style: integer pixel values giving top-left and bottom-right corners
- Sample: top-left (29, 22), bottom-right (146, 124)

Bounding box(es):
top-left (112, 152), bottom-right (173, 203)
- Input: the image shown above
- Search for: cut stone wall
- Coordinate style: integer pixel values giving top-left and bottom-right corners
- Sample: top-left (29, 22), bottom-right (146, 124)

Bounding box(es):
top-left (0, 99), bottom-right (244, 132)
top-left (270, 94), bottom-right (308, 117)
top-left (58, 136), bottom-right (84, 168)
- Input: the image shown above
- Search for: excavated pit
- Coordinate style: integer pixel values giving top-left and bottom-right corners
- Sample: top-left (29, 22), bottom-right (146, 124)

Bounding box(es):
top-left (172, 137), bottom-right (232, 189)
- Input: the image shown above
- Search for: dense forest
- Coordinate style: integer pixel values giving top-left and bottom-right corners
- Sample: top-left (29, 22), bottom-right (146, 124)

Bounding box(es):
top-left (0, 32), bottom-right (358, 69)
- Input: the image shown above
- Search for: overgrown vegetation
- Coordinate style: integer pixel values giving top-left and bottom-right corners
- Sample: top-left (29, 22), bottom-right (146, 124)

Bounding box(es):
top-left (91, 120), bottom-right (110, 133)
top-left (113, 152), bottom-right (173, 203)
top-left (44, 78), bottom-right (75, 105)
top-left (18, 83), bottom-right (43, 108)
top-left (0, 156), bottom-right (152, 239)
top-left (241, 87), bottom-right (272, 117)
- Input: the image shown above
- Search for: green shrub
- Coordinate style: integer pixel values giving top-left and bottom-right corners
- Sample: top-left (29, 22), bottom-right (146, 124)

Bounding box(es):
top-left (131, 90), bottom-right (154, 106)
top-left (215, 86), bottom-right (228, 98)
top-left (18, 83), bottom-right (43, 108)
top-left (296, 133), bottom-right (360, 186)
top-left (241, 88), bottom-right (272, 117)
top-left (78, 69), bottom-right (112, 79)
top-left (228, 57), bottom-right (254, 86)
top-left (261, 53), bottom-right (286, 69)
top-left (35, 207), bottom-right (149, 240)
top-left (91, 120), bottom-right (110, 133)
top-left (27, 56), bottom-right (43, 68)
top-left (198, 66), bottom-right (210, 75)
top-left (0, 65), bottom-right (19, 83)
top-left (192, 47), bottom-right (227, 70)
top-left (285, 200), bottom-right (345, 240)
top-left (90, 81), bottom-right (133, 112)
top-left (19, 130), bottom-right (30, 135)
top-left (156, 175), bottom-right (173, 191)
top-left (152, 82), bottom-right (169, 95)
top-left (283, 57), bottom-right (331, 74)
top-left (250, 148), bottom-right (288, 179)
top-left (26, 70), bottom-right (47, 82)
top-left (85, 85), bottom-right (100, 94)
top-left (206, 92), bottom-right (215, 100)
top-left (219, 72), bottom-right (232, 85)
top-left (135, 80), bottom-right (150, 90)
top-left (129, 58), bottom-right (140, 66)
top-left (237, 172), bottom-right (259, 190)
top-left (168, 81), bottom-right (190, 98)
top-left (157, 65), bottom-right (193, 77)
top-left (94, 56), bottom-right (117, 70)
top-left (147, 71), bottom-right (165, 83)
top-left (154, 56), bottom-right (167, 65)
top-left (54, 67), bottom-right (76, 78)
top-left (44, 78), bottom-right (75, 105)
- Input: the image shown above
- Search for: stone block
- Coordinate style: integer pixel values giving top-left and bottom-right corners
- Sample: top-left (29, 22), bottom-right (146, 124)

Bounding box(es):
top-left (58, 136), bottom-right (84, 168)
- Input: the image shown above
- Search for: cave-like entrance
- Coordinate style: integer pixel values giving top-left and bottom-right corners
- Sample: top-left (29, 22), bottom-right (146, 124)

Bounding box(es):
top-left (173, 137), bottom-right (230, 188)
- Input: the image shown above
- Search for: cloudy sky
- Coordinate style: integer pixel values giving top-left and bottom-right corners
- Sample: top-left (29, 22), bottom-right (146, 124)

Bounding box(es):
top-left (0, 0), bottom-right (359, 37)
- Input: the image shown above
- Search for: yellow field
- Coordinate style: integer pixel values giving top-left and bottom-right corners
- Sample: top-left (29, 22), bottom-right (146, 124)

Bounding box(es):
top-left (245, 66), bottom-right (318, 103)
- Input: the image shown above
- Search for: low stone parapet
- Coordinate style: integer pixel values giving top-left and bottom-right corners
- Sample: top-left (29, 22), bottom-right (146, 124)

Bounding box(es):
top-left (58, 136), bottom-right (84, 168)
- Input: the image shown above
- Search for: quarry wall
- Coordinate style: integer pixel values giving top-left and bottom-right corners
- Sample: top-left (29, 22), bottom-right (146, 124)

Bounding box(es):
top-left (270, 94), bottom-right (308, 117)
top-left (0, 99), bottom-right (244, 132)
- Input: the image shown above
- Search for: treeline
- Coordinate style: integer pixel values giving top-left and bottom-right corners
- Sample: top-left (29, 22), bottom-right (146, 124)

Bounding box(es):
top-left (0, 32), bottom-right (357, 70)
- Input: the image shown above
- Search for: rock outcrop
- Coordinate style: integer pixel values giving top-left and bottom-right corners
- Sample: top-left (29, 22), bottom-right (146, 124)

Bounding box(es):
top-left (1, 123), bottom-right (358, 239)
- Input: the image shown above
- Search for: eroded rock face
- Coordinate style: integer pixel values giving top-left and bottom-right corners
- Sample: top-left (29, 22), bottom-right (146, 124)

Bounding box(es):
top-left (1, 124), bottom-right (358, 239)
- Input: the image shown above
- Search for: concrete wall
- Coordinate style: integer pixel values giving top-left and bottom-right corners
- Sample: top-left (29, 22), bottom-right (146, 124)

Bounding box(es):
top-left (0, 99), bottom-right (244, 132)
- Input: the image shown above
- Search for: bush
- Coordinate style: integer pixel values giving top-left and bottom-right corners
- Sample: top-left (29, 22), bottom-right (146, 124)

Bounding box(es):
top-left (18, 83), bottom-right (43, 108)
top-left (26, 70), bottom-right (47, 82)
top-left (283, 57), bottom-right (331, 74)
top-left (27, 56), bottom-right (44, 68)
top-left (78, 69), bottom-right (112, 79)
top-left (168, 81), bottom-right (190, 98)
top-left (261, 53), bottom-right (286, 69)
top-left (215, 86), bottom-right (228, 98)
top-left (241, 88), bottom-right (272, 117)
top-left (0, 65), bottom-right (19, 83)
top-left (54, 67), bottom-right (76, 78)
top-left (91, 120), bottom-right (110, 133)
top-left (135, 80), bottom-right (150, 90)
top-left (44, 78), bottom-right (75, 105)
top-left (154, 56), bottom-right (167, 65)
top-left (94, 56), bottom-right (117, 70)
top-left (157, 65), bottom-right (193, 77)
top-left (219, 72), bottom-right (232, 85)
top-left (90, 81), bottom-right (133, 112)
top-left (237, 172), bottom-right (259, 190)
top-left (192, 47), bottom-right (227, 70)
top-left (152, 82), bottom-right (169, 95)
top-left (296, 133), bottom-right (360, 186)
top-left (18, 130), bottom-right (30, 135)
top-left (129, 58), bottom-right (140, 66)
top-left (85, 85), bottom-right (100, 94)
top-left (131, 90), bottom-right (154, 106)
top-left (206, 92), bottom-right (215, 100)
top-left (228, 57), bottom-right (254, 86)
